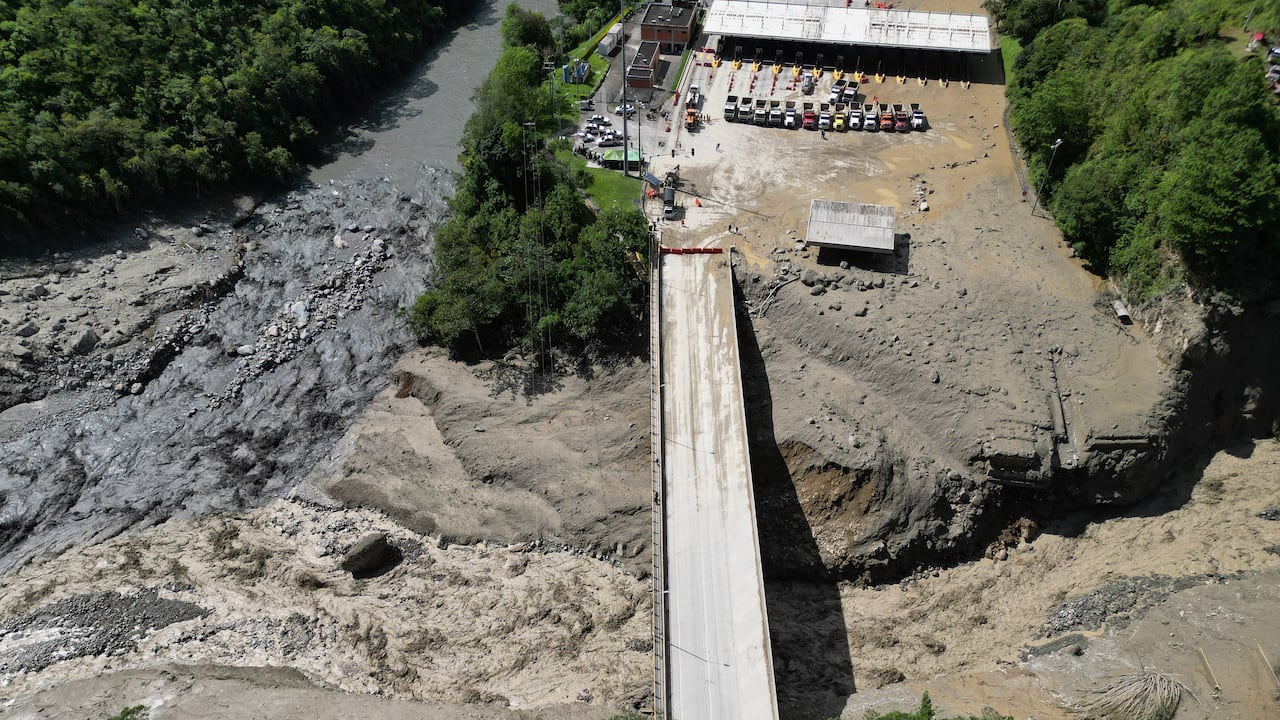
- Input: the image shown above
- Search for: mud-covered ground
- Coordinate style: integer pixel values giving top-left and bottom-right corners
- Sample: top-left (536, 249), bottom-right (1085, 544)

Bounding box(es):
top-left (2, 0), bottom-right (1278, 717)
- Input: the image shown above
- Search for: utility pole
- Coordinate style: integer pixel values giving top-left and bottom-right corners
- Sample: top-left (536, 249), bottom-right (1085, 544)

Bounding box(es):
top-left (621, 0), bottom-right (630, 177)
top-left (1030, 138), bottom-right (1062, 218)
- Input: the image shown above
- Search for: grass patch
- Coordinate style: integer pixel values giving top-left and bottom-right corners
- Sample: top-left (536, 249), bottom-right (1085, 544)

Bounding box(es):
top-left (998, 34), bottom-right (1022, 85)
top-left (554, 146), bottom-right (644, 212)
top-left (545, 55), bottom-right (611, 130)
top-left (668, 47), bottom-right (694, 91)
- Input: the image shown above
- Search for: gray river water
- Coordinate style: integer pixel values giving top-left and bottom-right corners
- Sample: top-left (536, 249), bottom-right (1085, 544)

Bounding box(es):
top-left (0, 0), bottom-right (558, 575)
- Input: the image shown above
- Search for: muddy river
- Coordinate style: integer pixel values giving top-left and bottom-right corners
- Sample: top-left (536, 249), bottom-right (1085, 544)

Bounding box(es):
top-left (0, 0), bottom-right (558, 574)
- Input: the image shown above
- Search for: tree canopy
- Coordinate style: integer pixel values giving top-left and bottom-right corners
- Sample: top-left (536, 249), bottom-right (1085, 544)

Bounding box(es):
top-left (0, 0), bottom-right (468, 251)
top-left (998, 0), bottom-right (1280, 299)
top-left (407, 13), bottom-right (650, 358)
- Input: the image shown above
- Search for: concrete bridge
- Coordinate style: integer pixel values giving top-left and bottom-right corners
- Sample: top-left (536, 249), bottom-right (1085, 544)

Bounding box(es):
top-left (650, 245), bottom-right (779, 720)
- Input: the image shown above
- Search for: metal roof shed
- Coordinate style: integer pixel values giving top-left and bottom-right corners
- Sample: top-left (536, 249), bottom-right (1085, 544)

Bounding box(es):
top-left (805, 200), bottom-right (896, 253)
top-left (704, 0), bottom-right (992, 53)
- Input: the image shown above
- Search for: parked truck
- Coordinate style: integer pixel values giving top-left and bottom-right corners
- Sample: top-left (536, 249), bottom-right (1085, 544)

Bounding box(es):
top-left (863, 103), bottom-right (878, 131)
top-left (802, 101), bottom-right (817, 130)
top-left (842, 82), bottom-right (860, 104)
top-left (879, 103), bottom-right (895, 132)
top-left (910, 102), bottom-right (926, 131)
top-left (784, 100), bottom-right (798, 129)
top-left (686, 84), bottom-right (700, 108)
top-left (801, 71), bottom-right (815, 94)
top-left (848, 105), bottom-right (863, 131)
top-left (753, 98), bottom-right (768, 126)
top-left (737, 96), bottom-right (753, 122)
top-left (828, 79), bottom-right (845, 105)
top-left (833, 103), bottom-right (847, 131)
top-left (768, 100), bottom-right (783, 126)
top-left (685, 106), bottom-right (698, 130)
top-left (893, 103), bottom-right (910, 132)
top-left (724, 94), bottom-right (739, 121)
top-left (818, 102), bottom-right (833, 131)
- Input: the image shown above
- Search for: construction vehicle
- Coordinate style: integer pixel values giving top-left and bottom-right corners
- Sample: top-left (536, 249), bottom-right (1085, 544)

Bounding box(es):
top-left (768, 100), bottom-right (783, 126)
top-left (725, 94), bottom-right (739, 121)
top-left (784, 100), bottom-right (798, 129)
top-left (848, 105), bottom-right (863, 131)
top-left (737, 95), bottom-right (753, 121)
top-left (663, 186), bottom-right (678, 219)
top-left (829, 79), bottom-right (845, 105)
top-left (833, 104), bottom-right (847, 131)
top-left (893, 103), bottom-right (910, 132)
top-left (879, 103), bottom-right (895, 132)
top-left (862, 103), bottom-right (878, 131)
top-left (685, 106), bottom-right (698, 130)
top-left (801, 71), bottom-right (815, 94)
top-left (802, 101), bottom-right (817, 130)
top-left (818, 102), bottom-right (833, 131)
top-left (686, 84), bottom-right (700, 109)
top-left (910, 102), bottom-right (926, 131)
top-left (753, 98), bottom-right (768, 126)
top-left (842, 82), bottom-right (860, 104)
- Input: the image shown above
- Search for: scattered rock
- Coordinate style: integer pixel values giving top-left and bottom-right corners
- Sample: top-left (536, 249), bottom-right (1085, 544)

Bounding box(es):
top-left (53, 262), bottom-right (71, 274)
top-left (340, 533), bottom-right (403, 578)
top-left (30, 284), bottom-right (49, 298)
top-left (861, 667), bottom-right (906, 689)
top-left (15, 324), bottom-right (39, 338)
top-left (930, 370), bottom-right (940, 383)
top-left (919, 201), bottom-right (929, 212)
top-left (800, 269), bottom-right (822, 287)
top-left (236, 344), bottom-right (256, 356)
top-left (191, 226), bottom-right (204, 237)
top-left (854, 307), bottom-right (868, 317)
top-left (130, 382), bottom-right (144, 395)
top-left (71, 328), bottom-right (100, 355)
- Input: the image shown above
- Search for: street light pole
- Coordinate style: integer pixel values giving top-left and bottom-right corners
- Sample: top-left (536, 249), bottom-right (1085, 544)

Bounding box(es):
top-left (1030, 138), bottom-right (1063, 218)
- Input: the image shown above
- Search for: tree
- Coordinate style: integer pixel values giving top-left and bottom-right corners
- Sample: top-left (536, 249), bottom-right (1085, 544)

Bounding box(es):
top-left (501, 5), bottom-right (554, 51)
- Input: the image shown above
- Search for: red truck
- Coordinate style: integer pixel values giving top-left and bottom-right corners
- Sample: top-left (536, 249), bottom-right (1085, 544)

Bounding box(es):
top-left (802, 101), bottom-right (817, 130)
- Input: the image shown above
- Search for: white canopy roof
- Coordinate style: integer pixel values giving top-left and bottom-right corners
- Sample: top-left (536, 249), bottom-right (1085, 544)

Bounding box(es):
top-left (806, 200), bottom-right (897, 253)
top-left (704, 0), bottom-right (992, 54)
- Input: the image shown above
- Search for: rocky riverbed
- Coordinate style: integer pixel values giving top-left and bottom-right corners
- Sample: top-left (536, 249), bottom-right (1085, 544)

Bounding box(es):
top-left (0, 171), bottom-right (451, 575)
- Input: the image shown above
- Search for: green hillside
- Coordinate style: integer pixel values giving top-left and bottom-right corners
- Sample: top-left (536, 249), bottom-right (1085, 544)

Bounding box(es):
top-left (995, 0), bottom-right (1280, 300)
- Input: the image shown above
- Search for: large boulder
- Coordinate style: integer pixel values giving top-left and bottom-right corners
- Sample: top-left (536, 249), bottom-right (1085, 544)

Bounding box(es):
top-left (71, 328), bottom-right (100, 355)
top-left (340, 533), bottom-right (402, 578)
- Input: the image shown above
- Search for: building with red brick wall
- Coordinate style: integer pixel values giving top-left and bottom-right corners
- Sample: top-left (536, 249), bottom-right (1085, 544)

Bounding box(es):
top-left (627, 40), bottom-right (661, 89)
top-left (640, 3), bottom-right (696, 54)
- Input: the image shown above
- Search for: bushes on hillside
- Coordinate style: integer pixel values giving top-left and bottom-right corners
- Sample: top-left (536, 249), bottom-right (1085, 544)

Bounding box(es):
top-left (1003, 0), bottom-right (1280, 299)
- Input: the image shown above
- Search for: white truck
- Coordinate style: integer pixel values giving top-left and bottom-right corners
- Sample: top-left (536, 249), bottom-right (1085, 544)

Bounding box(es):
top-left (910, 102), bottom-right (926, 131)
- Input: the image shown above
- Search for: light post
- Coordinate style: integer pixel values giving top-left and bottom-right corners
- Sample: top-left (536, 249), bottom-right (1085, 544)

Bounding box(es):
top-left (1030, 138), bottom-right (1063, 218)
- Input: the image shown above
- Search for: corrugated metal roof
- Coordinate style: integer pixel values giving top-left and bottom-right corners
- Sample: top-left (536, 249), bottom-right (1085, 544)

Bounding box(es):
top-left (806, 200), bottom-right (896, 253)
top-left (704, 0), bottom-right (991, 53)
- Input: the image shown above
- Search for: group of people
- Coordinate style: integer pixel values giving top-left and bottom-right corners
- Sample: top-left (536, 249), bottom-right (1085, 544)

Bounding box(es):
top-left (573, 144), bottom-right (605, 163)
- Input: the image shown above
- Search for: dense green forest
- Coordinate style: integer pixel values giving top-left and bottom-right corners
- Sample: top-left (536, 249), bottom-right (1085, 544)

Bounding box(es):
top-left (994, 0), bottom-right (1280, 300)
top-left (406, 3), bottom-right (649, 358)
top-left (0, 0), bottom-right (469, 246)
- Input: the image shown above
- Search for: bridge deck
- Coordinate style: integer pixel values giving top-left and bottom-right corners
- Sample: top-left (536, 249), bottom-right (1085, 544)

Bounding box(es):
top-left (658, 251), bottom-right (778, 720)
